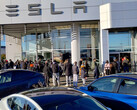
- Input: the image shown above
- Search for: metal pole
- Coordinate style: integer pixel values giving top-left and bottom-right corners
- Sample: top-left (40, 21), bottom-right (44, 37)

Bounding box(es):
top-left (48, 24), bottom-right (54, 62)
top-left (36, 30), bottom-right (38, 61)
top-left (0, 25), bottom-right (3, 62)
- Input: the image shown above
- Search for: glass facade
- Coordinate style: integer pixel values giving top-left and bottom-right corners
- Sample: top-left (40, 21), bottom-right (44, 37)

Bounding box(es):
top-left (51, 27), bottom-right (71, 62)
top-left (21, 22), bottom-right (100, 66)
top-left (109, 31), bottom-right (131, 52)
top-left (80, 24), bottom-right (100, 67)
top-left (109, 31), bottom-right (137, 70)
top-left (22, 34), bottom-right (36, 61)
top-left (21, 24), bottom-right (72, 62)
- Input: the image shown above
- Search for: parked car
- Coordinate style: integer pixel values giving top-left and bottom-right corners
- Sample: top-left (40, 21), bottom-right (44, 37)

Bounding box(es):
top-left (0, 69), bottom-right (45, 98)
top-left (0, 87), bottom-right (111, 110)
top-left (78, 73), bottom-right (137, 110)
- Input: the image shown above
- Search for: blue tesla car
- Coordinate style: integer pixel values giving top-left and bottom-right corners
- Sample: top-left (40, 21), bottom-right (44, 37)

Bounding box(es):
top-left (0, 69), bottom-right (45, 98)
top-left (79, 73), bottom-right (137, 110)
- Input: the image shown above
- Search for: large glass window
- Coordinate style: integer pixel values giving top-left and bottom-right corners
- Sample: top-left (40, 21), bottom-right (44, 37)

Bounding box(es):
top-left (51, 25), bottom-right (71, 62)
top-left (80, 24), bottom-right (100, 68)
top-left (22, 34), bottom-right (36, 60)
top-left (109, 31), bottom-right (131, 52)
top-left (52, 29), bottom-right (71, 50)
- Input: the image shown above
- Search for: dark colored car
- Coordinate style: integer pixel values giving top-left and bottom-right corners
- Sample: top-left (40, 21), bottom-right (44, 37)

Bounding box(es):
top-left (79, 73), bottom-right (137, 110)
top-left (0, 87), bottom-right (111, 110)
top-left (0, 69), bottom-right (45, 98)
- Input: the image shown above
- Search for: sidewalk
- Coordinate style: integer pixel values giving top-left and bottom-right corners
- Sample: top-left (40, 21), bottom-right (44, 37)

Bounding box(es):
top-left (49, 73), bottom-right (95, 88)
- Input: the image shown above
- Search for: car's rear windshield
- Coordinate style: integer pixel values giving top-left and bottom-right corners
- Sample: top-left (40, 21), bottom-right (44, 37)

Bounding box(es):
top-left (31, 94), bottom-right (107, 110)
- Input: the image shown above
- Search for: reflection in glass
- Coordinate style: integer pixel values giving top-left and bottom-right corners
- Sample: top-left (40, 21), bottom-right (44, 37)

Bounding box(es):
top-left (80, 24), bottom-right (100, 69)
top-left (22, 34), bottom-right (36, 60)
top-left (109, 31), bottom-right (131, 52)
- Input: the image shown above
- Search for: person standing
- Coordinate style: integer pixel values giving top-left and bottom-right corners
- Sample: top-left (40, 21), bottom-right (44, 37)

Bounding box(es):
top-left (52, 60), bottom-right (60, 87)
top-left (5, 60), bottom-right (9, 69)
top-left (104, 60), bottom-right (110, 76)
top-left (15, 60), bottom-right (20, 69)
top-left (122, 57), bottom-right (129, 72)
top-left (112, 58), bottom-right (118, 74)
top-left (38, 59), bottom-right (44, 72)
top-left (64, 59), bottom-right (72, 87)
top-left (92, 58), bottom-right (99, 79)
top-left (23, 59), bottom-right (28, 69)
top-left (72, 61), bottom-right (79, 88)
top-left (80, 63), bottom-right (86, 86)
top-left (43, 61), bottom-right (51, 87)
top-left (9, 59), bottom-right (14, 69)
top-left (85, 60), bottom-right (89, 77)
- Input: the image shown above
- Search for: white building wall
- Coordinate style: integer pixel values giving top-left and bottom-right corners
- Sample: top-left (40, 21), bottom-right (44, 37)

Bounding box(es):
top-left (1, 0), bottom-right (137, 24)
top-left (100, 1), bottom-right (137, 65)
top-left (6, 35), bottom-right (21, 62)
top-left (100, 1), bottom-right (137, 29)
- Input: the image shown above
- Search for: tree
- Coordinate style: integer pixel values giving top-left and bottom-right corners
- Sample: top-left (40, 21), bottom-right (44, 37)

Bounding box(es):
top-left (1, 54), bottom-right (6, 60)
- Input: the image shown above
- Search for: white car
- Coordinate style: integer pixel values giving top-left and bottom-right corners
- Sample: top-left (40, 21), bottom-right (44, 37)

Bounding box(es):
top-left (0, 87), bottom-right (111, 110)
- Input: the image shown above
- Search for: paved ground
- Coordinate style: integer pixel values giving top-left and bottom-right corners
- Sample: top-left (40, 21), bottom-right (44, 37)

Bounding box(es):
top-left (49, 73), bottom-right (96, 88)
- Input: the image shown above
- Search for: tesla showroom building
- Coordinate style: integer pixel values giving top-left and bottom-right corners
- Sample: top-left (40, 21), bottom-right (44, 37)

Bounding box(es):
top-left (0, 0), bottom-right (137, 69)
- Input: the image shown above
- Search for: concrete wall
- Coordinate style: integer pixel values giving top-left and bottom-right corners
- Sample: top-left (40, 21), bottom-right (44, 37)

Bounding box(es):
top-left (100, 1), bottom-right (137, 29)
top-left (0, 0), bottom-right (137, 24)
top-left (6, 35), bottom-right (21, 62)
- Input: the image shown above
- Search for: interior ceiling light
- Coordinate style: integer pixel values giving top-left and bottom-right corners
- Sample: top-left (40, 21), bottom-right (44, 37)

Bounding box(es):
top-left (81, 24), bottom-right (98, 29)
top-left (54, 25), bottom-right (71, 30)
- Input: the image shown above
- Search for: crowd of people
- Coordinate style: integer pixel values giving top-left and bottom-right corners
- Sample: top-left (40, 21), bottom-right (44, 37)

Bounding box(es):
top-left (103, 56), bottom-right (130, 76)
top-left (0, 58), bottom-right (92, 88)
top-left (0, 56), bottom-right (130, 88)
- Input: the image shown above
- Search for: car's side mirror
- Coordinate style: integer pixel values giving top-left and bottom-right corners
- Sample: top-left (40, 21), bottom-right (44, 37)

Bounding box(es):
top-left (88, 86), bottom-right (94, 91)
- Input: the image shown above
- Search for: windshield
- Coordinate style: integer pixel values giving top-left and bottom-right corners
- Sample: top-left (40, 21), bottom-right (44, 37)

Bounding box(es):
top-left (32, 94), bottom-right (107, 110)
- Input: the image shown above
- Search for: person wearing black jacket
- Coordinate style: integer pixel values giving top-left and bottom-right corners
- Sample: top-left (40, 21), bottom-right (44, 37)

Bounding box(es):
top-left (43, 61), bottom-right (51, 87)
top-left (64, 59), bottom-right (72, 86)
top-left (52, 60), bottom-right (60, 87)
top-left (9, 59), bottom-right (14, 69)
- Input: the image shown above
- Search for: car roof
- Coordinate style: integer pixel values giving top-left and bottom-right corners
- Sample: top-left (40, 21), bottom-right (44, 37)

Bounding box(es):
top-left (107, 73), bottom-right (137, 80)
top-left (20, 87), bottom-right (88, 97)
top-left (20, 87), bottom-right (101, 109)
top-left (0, 69), bottom-right (39, 74)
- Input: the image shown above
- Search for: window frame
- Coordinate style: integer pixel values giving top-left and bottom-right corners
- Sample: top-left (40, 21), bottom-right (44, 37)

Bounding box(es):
top-left (7, 95), bottom-right (40, 110)
top-left (89, 77), bottom-right (120, 93)
top-left (0, 72), bottom-right (12, 84)
top-left (117, 78), bottom-right (137, 95)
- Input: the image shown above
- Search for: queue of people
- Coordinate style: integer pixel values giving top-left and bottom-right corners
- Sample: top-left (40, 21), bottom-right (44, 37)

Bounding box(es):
top-left (103, 56), bottom-right (130, 76)
top-left (0, 56), bottom-right (130, 88)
